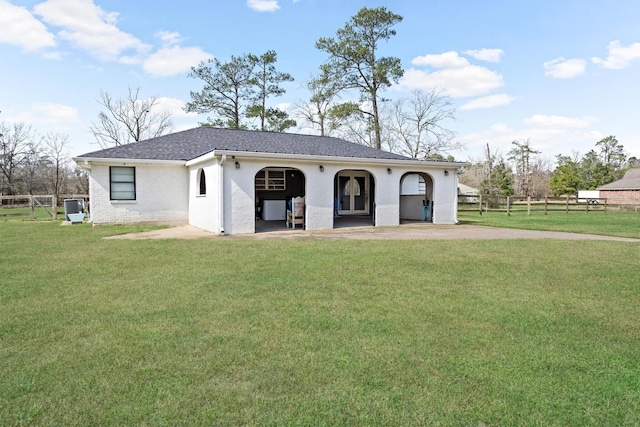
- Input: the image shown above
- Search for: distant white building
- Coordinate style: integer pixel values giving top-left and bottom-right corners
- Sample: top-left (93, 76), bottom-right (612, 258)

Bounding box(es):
top-left (458, 183), bottom-right (479, 196)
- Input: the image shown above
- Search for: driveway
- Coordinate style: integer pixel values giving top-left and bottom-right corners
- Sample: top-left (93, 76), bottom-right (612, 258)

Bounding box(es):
top-left (106, 223), bottom-right (640, 242)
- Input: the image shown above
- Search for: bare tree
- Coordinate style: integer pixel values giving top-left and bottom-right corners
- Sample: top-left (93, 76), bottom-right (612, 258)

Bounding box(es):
top-left (20, 138), bottom-right (45, 194)
top-left (332, 103), bottom-right (397, 152)
top-left (529, 156), bottom-right (553, 197)
top-left (0, 122), bottom-right (37, 195)
top-left (388, 89), bottom-right (459, 159)
top-left (296, 74), bottom-right (341, 136)
top-left (90, 87), bottom-right (173, 148)
top-left (296, 71), bottom-right (366, 137)
top-left (42, 133), bottom-right (70, 199)
top-left (70, 167), bottom-right (89, 195)
top-left (508, 139), bottom-right (540, 196)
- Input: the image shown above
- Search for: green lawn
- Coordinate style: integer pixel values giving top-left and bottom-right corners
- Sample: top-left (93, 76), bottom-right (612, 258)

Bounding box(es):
top-left (1, 221), bottom-right (639, 426)
top-left (459, 210), bottom-right (640, 239)
top-left (0, 206), bottom-right (64, 221)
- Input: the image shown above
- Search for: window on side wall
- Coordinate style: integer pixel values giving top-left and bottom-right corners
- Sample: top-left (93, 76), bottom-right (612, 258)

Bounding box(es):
top-left (110, 166), bottom-right (136, 200)
top-left (198, 168), bottom-right (206, 195)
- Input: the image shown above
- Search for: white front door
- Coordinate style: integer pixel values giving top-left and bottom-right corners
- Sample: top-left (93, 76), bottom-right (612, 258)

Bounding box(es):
top-left (337, 171), bottom-right (369, 215)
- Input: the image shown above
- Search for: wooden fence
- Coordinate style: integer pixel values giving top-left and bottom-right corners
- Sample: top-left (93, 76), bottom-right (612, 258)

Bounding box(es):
top-left (0, 194), bottom-right (89, 220)
top-left (457, 195), bottom-right (628, 215)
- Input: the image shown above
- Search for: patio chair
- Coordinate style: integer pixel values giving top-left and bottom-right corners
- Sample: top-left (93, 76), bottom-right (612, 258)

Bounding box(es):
top-left (286, 196), bottom-right (305, 229)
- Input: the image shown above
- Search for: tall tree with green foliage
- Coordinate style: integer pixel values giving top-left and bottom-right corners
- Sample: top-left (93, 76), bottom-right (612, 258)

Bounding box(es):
top-left (595, 135), bottom-right (626, 168)
top-left (316, 6), bottom-right (403, 150)
top-left (580, 150), bottom-right (617, 189)
top-left (549, 155), bottom-right (582, 196)
top-left (246, 50), bottom-right (295, 132)
top-left (187, 51), bottom-right (295, 131)
top-left (550, 136), bottom-right (628, 194)
top-left (186, 55), bottom-right (256, 129)
top-left (481, 159), bottom-right (514, 196)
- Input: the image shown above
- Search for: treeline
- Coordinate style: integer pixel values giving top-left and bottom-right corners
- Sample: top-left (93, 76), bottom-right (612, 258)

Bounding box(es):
top-left (0, 122), bottom-right (88, 199)
top-left (460, 136), bottom-right (638, 197)
top-left (90, 7), bottom-right (458, 159)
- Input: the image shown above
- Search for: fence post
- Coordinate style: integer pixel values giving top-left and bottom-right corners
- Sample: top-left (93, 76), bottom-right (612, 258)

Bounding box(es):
top-left (527, 196), bottom-right (531, 216)
top-left (29, 195), bottom-right (35, 220)
top-left (586, 199), bottom-right (589, 213)
top-left (507, 196), bottom-right (511, 216)
top-left (566, 196), bottom-right (569, 214)
top-left (52, 195), bottom-right (58, 220)
top-left (478, 194), bottom-right (483, 216)
top-left (604, 198), bottom-right (607, 214)
top-left (544, 197), bottom-right (548, 215)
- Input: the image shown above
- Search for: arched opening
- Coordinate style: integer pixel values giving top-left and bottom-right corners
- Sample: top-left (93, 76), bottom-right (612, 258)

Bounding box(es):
top-left (399, 172), bottom-right (434, 223)
top-left (197, 168), bottom-right (206, 195)
top-left (254, 167), bottom-right (306, 232)
top-left (333, 169), bottom-right (375, 228)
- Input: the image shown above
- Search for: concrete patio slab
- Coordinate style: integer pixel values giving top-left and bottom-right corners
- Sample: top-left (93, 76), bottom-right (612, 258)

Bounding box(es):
top-left (105, 223), bottom-right (640, 242)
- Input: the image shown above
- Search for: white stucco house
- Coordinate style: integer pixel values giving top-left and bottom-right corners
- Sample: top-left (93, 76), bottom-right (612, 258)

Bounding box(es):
top-left (73, 127), bottom-right (467, 235)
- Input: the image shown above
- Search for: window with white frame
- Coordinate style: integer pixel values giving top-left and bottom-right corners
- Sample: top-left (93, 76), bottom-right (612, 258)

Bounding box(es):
top-left (255, 169), bottom-right (286, 190)
top-left (110, 166), bottom-right (136, 200)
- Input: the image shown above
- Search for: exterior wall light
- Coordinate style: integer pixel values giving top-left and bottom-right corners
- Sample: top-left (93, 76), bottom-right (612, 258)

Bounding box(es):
top-left (387, 168), bottom-right (392, 174)
top-left (319, 165), bottom-right (324, 172)
top-left (444, 170), bottom-right (449, 176)
top-left (235, 161), bottom-right (240, 169)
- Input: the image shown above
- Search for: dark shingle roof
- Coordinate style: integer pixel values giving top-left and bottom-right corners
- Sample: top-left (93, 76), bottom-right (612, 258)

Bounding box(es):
top-left (76, 127), bottom-right (412, 162)
top-left (597, 168), bottom-right (640, 190)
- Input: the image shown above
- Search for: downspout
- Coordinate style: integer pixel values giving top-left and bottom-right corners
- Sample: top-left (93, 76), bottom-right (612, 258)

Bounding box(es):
top-left (454, 167), bottom-right (462, 224)
top-left (219, 154), bottom-right (226, 234)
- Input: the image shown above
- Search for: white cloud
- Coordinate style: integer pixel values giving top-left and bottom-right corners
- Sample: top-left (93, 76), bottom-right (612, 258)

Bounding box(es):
top-left (154, 97), bottom-right (197, 118)
top-left (464, 48), bottom-right (504, 63)
top-left (412, 51), bottom-right (469, 68)
top-left (399, 66), bottom-right (504, 98)
top-left (544, 57), bottom-right (586, 78)
top-left (9, 102), bottom-right (80, 132)
top-left (0, 0), bottom-right (56, 51)
top-left (144, 45), bottom-right (213, 77)
top-left (142, 31), bottom-right (212, 77)
top-left (523, 114), bottom-right (597, 129)
top-left (33, 0), bottom-right (150, 61)
top-left (275, 102), bottom-right (292, 111)
top-left (156, 30), bottom-right (182, 45)
top-left (400, 51), bottom-right (504, 98)
top-left (247, 0), bottom-right (280, 12)
top-left (460, 94), bottom-right (515, 110)
top-left (459, 114), bottom-right (602, 160)
top-left (592, 40), bottom-right (640, 70)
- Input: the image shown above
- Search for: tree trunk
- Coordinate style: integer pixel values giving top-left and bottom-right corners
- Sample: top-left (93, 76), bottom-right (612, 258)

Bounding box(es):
top-left (371, 89), bottom-right (382, 150)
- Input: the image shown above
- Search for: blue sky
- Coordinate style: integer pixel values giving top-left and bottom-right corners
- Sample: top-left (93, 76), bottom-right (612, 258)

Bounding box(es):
top-left (1, 0), bottom-right (639, 163)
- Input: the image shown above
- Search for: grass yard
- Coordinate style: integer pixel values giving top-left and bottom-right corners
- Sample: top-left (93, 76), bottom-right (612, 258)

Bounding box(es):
top-left (1, 220), bottom-right (639, 426)
top-left (0, 206), bottom-right (64, 221)
top-left (459, 210), bottom-right (640, 239)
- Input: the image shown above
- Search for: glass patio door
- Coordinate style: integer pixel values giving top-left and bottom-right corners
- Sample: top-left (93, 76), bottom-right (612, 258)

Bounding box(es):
top-left (338, 171), bottom-right (369, 215)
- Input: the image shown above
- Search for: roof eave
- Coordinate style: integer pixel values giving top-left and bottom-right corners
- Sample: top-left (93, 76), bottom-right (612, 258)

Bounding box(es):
top-left (73, 156), bottom-right (186, 169)
top-left (188, 150), bottom-right (468, 169)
